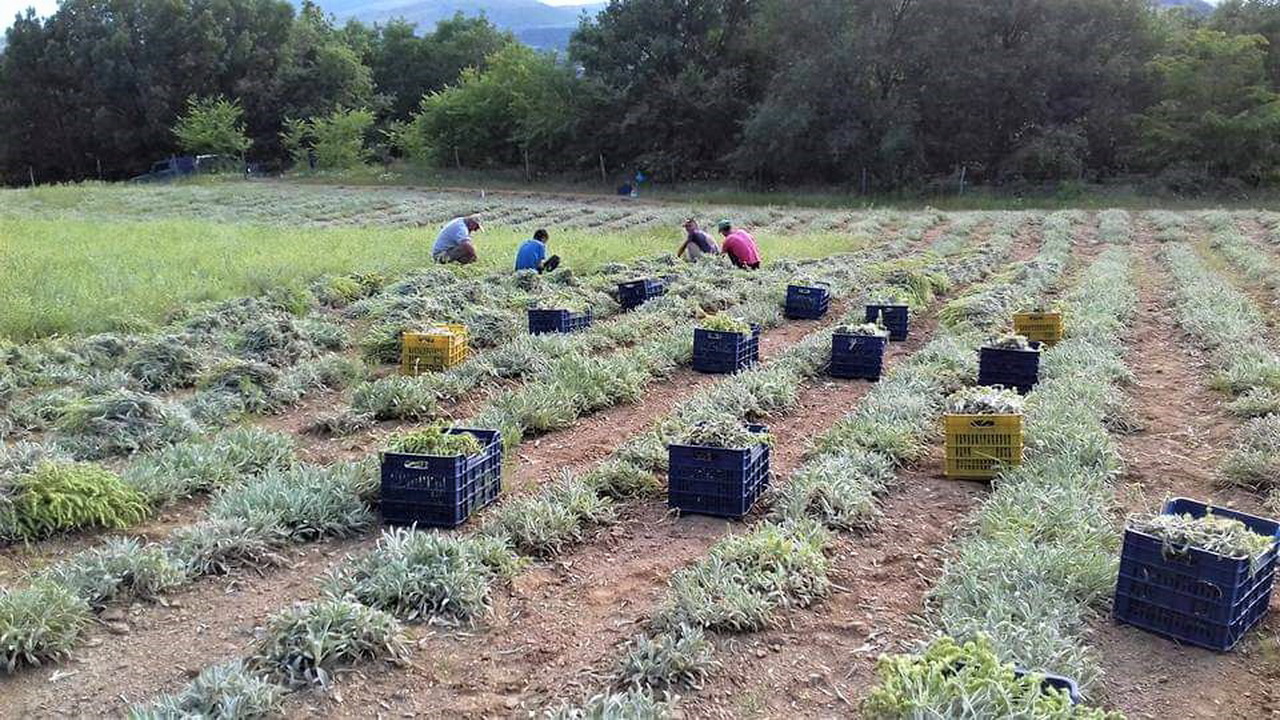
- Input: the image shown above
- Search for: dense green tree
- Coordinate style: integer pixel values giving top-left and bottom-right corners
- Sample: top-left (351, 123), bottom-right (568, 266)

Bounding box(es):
top-left (410, 44), bottom-right (578, 168)
top-left (1137, 28), bottom-right (1280, 183)
top-left (173, 96), bottom-right (253, 158)
top-left (569, 0), bottom-right (767, 179)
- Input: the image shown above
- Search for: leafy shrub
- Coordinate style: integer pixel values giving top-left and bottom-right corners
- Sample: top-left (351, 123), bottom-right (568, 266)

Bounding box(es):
top-left (772, 450), bottom-right (895, 530)
top-left (656, 522), bottom-right (830, 633)
top-left (1221, 414), bottom-right (1280, 491)
top-left (41, 537), bottom-right (187, 608)
top-left (306, 409), bottom-right (375, 437)
top-left (250, 599), bottom-right (409, 688)
top-left (297, 318), bottom-right (349, 351)
top-left (617, 626), bottom-right (715, 691)
top-left (234, 315), bottom-right (313, 367)
top-left (125, 336), bottom-right (201, 391)
top-left (7, 387), bottom-right (80, 432)
top-left (122, 427), bottom-right (294, 504)
top-left (351, 376), bottom-right (439, 421)
top-left (197, 360), bottom-right (287, 414)
top-left (169, 519), bottom-right (289, 577)
top-left (481, 477), bottom-right (616, 558)
top-left (325, 529), bottom-right (522, 624)
top-left (546, 689), bottom-right (671, 720)
top-left (207, 463), bottom-right (374, 541)
top-left (130, 660), bottom-right (283, 720)
top-left (863, 635), bottom-right (1119, 719)
top-left (0, 581), bottom-right (91, 672)
top-left (55, 390), bottom-right (197, 459)
top-left (12, 462), bottom-right (149, 539)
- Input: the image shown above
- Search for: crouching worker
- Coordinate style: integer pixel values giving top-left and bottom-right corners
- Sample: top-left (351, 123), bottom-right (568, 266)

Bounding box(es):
top-left (677, 218), bottom-right (719, 262)
top-left (433, 215), bottom-right (481, 264)
top-left (717, 220), bottom-right (762, 270)
top-left (515, 228), bottom-right (561, 273)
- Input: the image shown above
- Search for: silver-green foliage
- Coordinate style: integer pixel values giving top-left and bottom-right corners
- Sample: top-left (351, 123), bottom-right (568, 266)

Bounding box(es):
top-left (250, 599), bottom-right (409, 688)
top-left (546, 689), bottom-right (671, 720)
top-left (40, 537), bottom-right (187, 609)
top-left (481, 476), bottom-right (616, 558)
top-left (122, 427), bottom-right (294, 504)
top-left (616, 625), bottom-right (716, 691)
top-left (206, 462), bottom-right (375, 541)
top-left (0, 582), bottom-right (91, 673)
top-left (129, 660), bottom-right (284, 720)
top-left (55, 389), bottom-right (197, 459)
top-left (324, 529), bottom-right (522, 624)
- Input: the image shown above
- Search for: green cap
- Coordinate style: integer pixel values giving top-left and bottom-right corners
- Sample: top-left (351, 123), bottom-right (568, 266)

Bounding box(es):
top-left (717, 219), bottom-right (732, 232)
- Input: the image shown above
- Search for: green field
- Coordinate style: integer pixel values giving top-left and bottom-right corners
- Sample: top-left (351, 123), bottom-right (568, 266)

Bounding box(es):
top-left (0, 180), bottom-right (905, 339)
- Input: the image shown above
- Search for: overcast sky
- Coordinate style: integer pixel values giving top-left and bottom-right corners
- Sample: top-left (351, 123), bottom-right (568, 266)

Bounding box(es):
top-left (0, 0), bottom-right (599, 25)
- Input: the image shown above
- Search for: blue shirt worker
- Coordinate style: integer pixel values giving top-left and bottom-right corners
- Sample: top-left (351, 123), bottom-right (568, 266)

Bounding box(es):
top-left (515, 228), bottom-right (561, 273)
top-left (432, 216), bottom-right (481, 264)
top-left (677, 217), bottom-right (719, 262)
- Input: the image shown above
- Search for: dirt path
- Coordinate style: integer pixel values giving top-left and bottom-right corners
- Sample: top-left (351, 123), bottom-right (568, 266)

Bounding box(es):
top-left (1087, 220), bottom-right (1277, 719)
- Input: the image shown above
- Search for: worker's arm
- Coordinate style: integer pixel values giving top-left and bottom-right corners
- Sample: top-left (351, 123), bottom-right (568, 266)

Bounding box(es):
top-left (676, 239), bottom-right (690, 258)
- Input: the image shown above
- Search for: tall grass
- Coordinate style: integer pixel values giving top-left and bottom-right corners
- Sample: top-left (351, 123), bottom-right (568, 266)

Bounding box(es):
top-left (2, 202), bottom-right (884, 340)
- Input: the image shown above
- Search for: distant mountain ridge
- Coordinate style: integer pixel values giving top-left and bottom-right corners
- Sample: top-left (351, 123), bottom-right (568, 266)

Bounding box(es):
top-left (311, 0), bottom-right (605, 48)
top-left (1158, 0), bottom-right (1215, 15)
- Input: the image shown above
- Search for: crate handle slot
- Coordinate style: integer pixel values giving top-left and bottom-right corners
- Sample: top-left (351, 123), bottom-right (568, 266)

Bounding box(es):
top-left (402, 460), bottom-right (444, 470)
top-left (970, 419), bottom-right (996, 428)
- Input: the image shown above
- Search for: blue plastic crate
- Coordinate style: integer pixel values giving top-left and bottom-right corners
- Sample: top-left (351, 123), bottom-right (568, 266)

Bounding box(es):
top-left (529, 308), bottom-right (593, 335)
top-left (668, 424), bottom-right (770, 518)
top-left (977, 343), bottom-right (1042, 394)
top-left (831, 332), bottom-right (888, 380)
top-left (865, 304), bottom-right (909, 341)
top-left (618, 278), bottom-right (667, 310)
top-left (1113, 498), bottom-right (1280, 651)
top-left (785, 284), bottom-right (831, 320)
top-left (692, 326), bottom-right (760, 374)
top-left (379, 428), bottom-right (503, 528)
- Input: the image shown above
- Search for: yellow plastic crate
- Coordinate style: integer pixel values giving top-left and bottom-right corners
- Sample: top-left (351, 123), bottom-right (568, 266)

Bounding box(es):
top-left (944, 414), bottom-right (1024, 480)
top-left (1013, 311), bottom-right (1064, 346)
top-left (400, 324), bottom-right (469, 375)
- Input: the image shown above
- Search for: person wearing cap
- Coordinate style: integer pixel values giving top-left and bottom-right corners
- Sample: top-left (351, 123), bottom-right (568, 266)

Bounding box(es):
top-left (717, 220), bottom-right (762, 270)
top-left (515, 228), bottom-right (561, 273)
top-left (432, 215), bottom-right (481, 264)
top-left (677, 218), bottom-right (719, 262)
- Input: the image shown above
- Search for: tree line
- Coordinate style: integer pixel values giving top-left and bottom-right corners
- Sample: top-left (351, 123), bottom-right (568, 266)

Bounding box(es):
top-left (6, 0), bottom-right (1280, 193)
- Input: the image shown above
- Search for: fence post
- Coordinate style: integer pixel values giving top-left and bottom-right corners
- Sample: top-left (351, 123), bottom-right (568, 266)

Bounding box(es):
top-left (28, 166), bottom-right (35, 187)
top-left (599, 152), bottom-right (606, 184)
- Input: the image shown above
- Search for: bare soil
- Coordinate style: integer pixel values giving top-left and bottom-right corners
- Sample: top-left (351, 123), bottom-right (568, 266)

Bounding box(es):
top-left (1087, 221), bottom-right (1277, 719)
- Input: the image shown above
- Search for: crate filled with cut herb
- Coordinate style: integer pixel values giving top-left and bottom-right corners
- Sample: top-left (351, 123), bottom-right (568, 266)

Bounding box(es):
top-left (400, 323), bottom-right (469, 375)
top-left (830, 323), bottom-right (890, 381)
top-left (865, 302), bottom-right (909, 341)
top-left (784, 282), bottom-right (830, 320)
top-left (528, 307), bottom-right (593, 335)
top-left (668, 420), bottom-right (771, 518)
top-left (692, 315), bottom-right (760, 374)
top-left (977, 333), bottom-right (1042, 394)
top-left (943, 387), bottom-right (1025, 480)
top-left (617, 277), bottom-right (666, 310)
top-left (380, 425), bottom-right (503, 528)
top-left (1013, 309), bottom-right (1064, 347)
top-left (1113, 498), bottom-right (1280, 651)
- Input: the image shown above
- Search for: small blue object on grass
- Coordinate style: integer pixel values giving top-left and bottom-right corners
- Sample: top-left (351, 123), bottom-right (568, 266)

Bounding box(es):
top-left (528, 308), bottom-right (593, 335)
top-left (618, 278), bottom-right (666, 310)
top-left (692, 325), bottom-right (760, 374)
top-left (784, 284), bottom-right (830, 319)
top-left (977, 342), bottom-right (1042, 394)
top-left (380, 428), bottom-right (503, 528)
top-left (1113, 497), bottom-right (1280, 651)
top-left (865, 304), bottom-right (909, 340)
top-left (668, 424), bottom-right (770, 518)
top-left (831, 332), bottom-right (888, 381)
